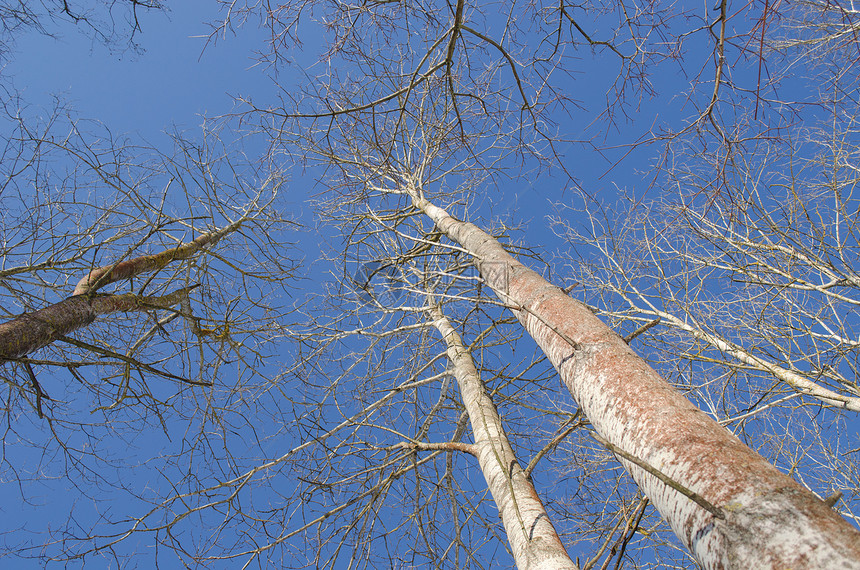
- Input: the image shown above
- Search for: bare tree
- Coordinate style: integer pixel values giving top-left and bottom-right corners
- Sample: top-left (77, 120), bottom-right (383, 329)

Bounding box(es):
top-left (149, 1), bottom-right (860, 567)
top-left (0, 102), bottom-right (300, 567)
top-left (410, 174), bottom-right (860, 568)
top-left (427, 301), bottom-right (577, 569)
top-left (0, 107), bottom-right (293, 409)
top-left (8, 0), bottom-right (860, 568)
top-left (243, 0), bottom-right (860, 564)
top-left (554, 111), bottom-right (860, 528)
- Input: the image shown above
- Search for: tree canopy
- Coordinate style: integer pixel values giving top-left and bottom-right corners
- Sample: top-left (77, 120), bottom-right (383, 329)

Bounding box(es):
top-left (1, 1), bottom-right (860, 568)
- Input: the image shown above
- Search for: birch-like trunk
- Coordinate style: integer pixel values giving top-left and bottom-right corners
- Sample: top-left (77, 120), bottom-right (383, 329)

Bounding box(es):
top-left (413, 193), bottom-right (860, 569)
top-left (430, 304), bottom-right (577, 570)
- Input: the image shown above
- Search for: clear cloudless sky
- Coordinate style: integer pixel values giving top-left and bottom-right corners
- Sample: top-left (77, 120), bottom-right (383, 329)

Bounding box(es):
top-left (8, 5), bottom-right (853, 568)
top-left (4, 1), bottom-right (273, 143)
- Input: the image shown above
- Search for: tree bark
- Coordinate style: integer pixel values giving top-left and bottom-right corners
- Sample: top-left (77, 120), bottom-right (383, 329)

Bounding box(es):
top-left (413, 193), bottom-right (860, 570)
top-left (0, 288), bottom-right (193, 363)
top-left (0, 219), bottom-right (242, 364)
top-left (430, 304), bottom-right (577, 570)
top-left (73, 220), bottom-right (242, 295)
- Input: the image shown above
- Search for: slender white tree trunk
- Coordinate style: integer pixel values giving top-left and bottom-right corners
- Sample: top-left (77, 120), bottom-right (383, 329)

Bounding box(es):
top-left (413, 193), bottom-right (860, 569)
top-left (430, 304), bottom-right (578, 570)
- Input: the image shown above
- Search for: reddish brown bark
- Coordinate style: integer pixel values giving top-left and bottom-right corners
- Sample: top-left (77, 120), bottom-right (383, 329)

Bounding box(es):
top-left (414, 194), bottom-right (860, 570)
top-left (0, 289), bottom-right (192, 363)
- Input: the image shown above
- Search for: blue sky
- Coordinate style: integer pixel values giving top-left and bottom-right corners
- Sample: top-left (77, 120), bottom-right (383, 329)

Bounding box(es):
top-left (4, 2), bottom-right (269, 142)
top-left (1, 2), bottom-right (858, 568)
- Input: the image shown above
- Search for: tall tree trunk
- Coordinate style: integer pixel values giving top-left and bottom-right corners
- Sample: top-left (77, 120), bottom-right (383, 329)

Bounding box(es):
top-left (430, 304), bottom-right (577, 570)
top-left (412, 193), bottom-right (860, 569)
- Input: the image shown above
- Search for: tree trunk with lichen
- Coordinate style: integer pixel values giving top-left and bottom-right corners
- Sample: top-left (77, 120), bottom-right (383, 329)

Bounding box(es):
top-left (413, 192), bottom-right (860, 570)
top-left (0, 288), bottom-right (193, 363)
top-left (0, 220), bottom-right (240, 364)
